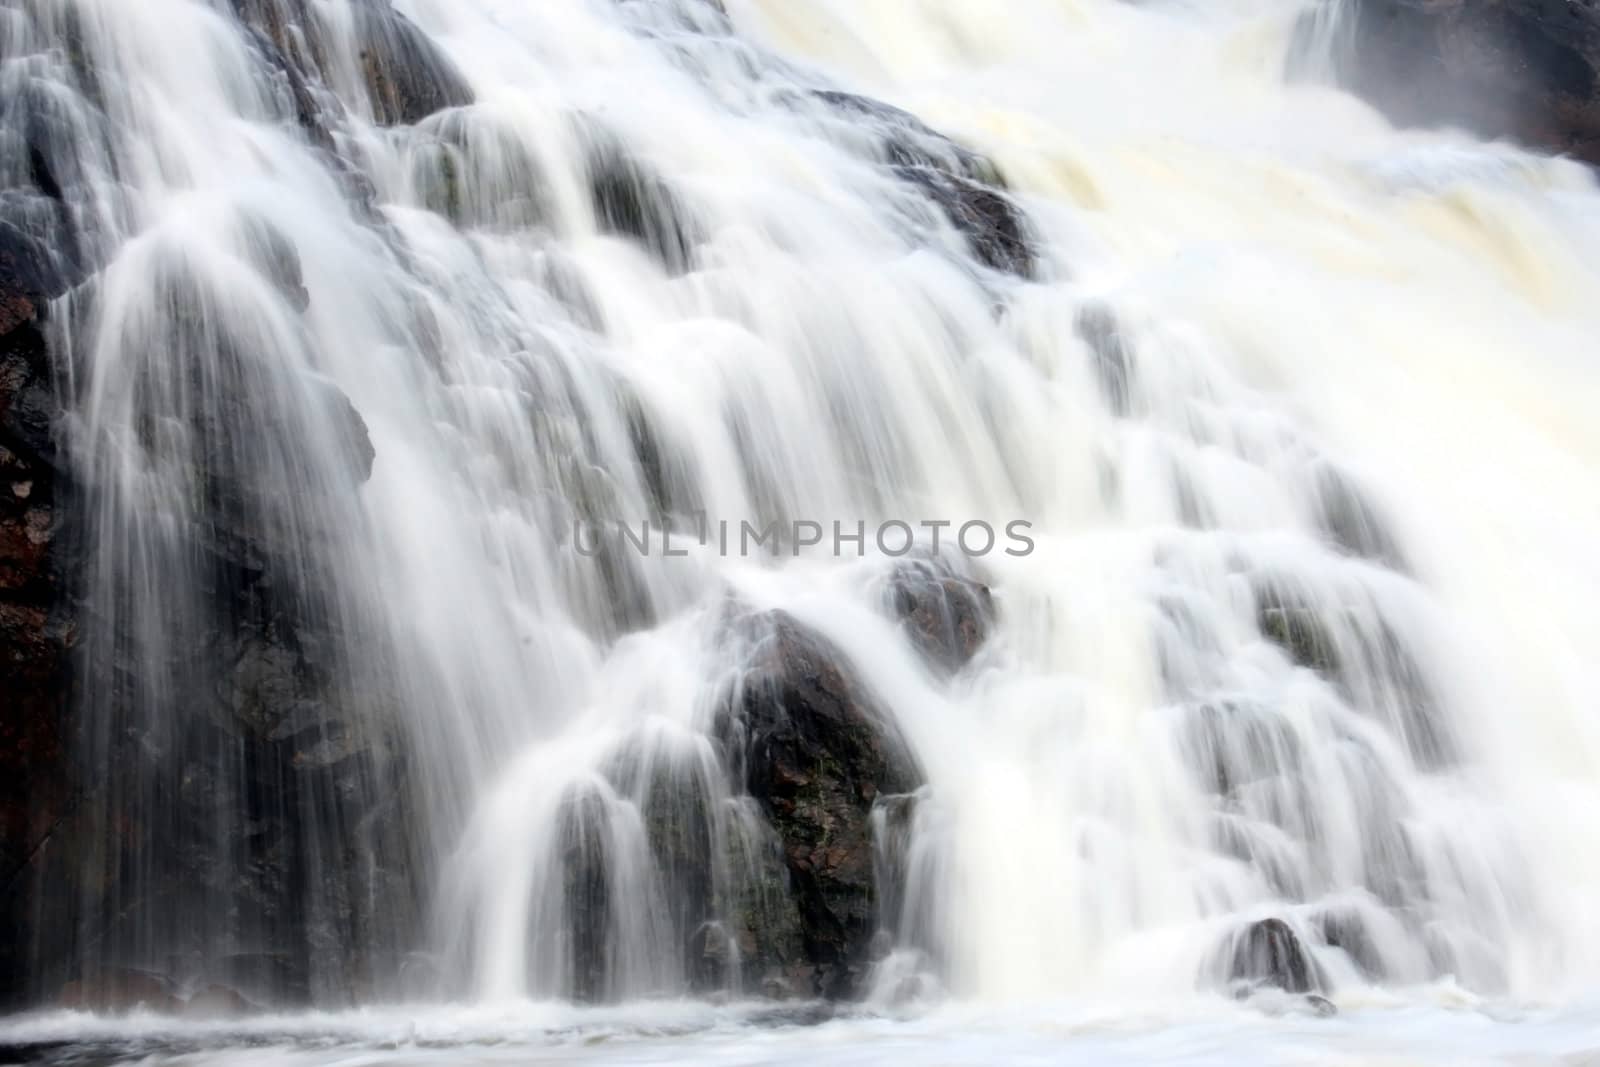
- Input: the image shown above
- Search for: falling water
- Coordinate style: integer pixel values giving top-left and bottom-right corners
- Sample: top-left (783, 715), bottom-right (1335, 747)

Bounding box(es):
top-left (3, 0), bottom-right (1600, 1044)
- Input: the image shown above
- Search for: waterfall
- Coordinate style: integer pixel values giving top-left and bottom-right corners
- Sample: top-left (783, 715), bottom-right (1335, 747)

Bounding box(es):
top-left (2, 0), bottom-right (1599, 1019)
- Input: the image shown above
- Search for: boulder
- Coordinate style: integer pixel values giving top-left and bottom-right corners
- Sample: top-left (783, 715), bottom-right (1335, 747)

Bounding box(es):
top-left (718, 611), bottom-right (922, 998)
top-left (1302, 0), bottom-right (1600, 164)
top-left (882, 558), bottom-right (994, 674)
top-left (1206, 917), bottom-right (1327, 995)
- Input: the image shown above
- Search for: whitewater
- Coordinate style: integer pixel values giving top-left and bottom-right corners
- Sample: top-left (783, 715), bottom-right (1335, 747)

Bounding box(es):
top-left (3, 0), bottom-right (1600, 1061)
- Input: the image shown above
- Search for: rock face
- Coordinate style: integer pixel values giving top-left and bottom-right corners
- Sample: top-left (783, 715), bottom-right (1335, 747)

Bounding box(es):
top-left (1306, 0), bottom-right (1600, 163)
top-left (718, 611), bottom-right (923, 999)
top-left (0, 221), bottom-right (82, 1011)
top-left (0, 197), bottom-right (417, 1008)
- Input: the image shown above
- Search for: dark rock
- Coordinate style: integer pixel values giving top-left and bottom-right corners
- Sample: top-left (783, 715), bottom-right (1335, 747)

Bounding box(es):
top-left (1207, 917), bottom-right (1327, 995)
top-left (882, 558), bottom-right (993, 673)
top-left (1300, 0), bottom-right (1600, 164)
top-left (894, 165), bottom-right (1035, 278)
top-left (351, 1), bottom-right (474, 127)
top-left (1, 64), bottom-right (113, 279)
top-left (0, 217), bottom-right (78, 1010)
top-left (555, 786), bottom-right (613, 1002)
top-left (605, 738), bottom-right (723, 995)
top-left (799, 90), bottom-right (1036, 277)
top-left (0, 318), bottom-right (56, 471)
top-left (0, 223), bottom-right (69, 338)
top-left (243, 23), bottom-right (337, 152)
top-left (586, 137), bottom-right (698, 274)
top-left (231, 0), bottom-right (339, 147)
top-left (1, 237), bottom-right (410, 1009)
top-left (808, 91), bottom-right (1001, 184)
top-left (718, 611), bottom-right (922, 999)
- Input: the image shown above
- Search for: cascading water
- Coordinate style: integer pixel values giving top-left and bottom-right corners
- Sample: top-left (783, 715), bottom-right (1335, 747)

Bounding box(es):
top-left (3, 0), bottom-right (1600, 1052)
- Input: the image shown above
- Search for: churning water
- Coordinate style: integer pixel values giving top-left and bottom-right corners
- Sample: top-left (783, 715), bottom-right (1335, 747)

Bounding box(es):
top-left (4, 0), bottom-right (1600, 1060)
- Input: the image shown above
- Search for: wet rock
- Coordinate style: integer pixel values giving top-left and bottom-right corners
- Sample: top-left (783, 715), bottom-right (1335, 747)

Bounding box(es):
top-left (242, 23), bottom-right (336, 152)
top-left (351, 1), bottom-right (474, 128)
top-left (585, 137), bottom-right (698, 274)
top-left (1, 256), bottom-right (410, 1010)
top-left (1254, 583), bottom-right (1341, 676)
top-left (1300, 0), bottom-right (1600, 164)
top-left (1074, 303), bottom-right (1134, 416)
top-left (718, 611), bottom-right (923, 999)
top-left (882, 558), bottom-right (993, 673)
top-left (230, 0), bottom-right (339, 145)
top-left (1207, 917), bottom-right (1327, 995)
top-left (801, 90), bottom-right (1035, 277)
top-left (0, 218), bottom-right (78, 1009)
top-left (808, 91), bottom-right (1001, 184)
top-left (894, 165), bottom-right (1035, 278)
top-left (1306, 993), bottom-right (1338, 1016)
top-left (412, 108), bottom-right (548, 231)
top-left (0, 223), bottom-right (71, 340)
top-left (606, 741), bottom-right (723, 993)
top-left (555, 786), bottom-right (613, 1002)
